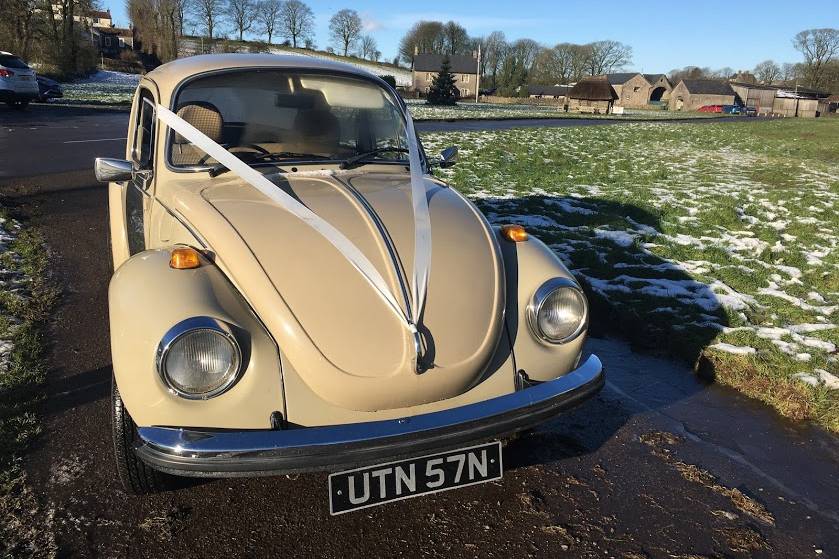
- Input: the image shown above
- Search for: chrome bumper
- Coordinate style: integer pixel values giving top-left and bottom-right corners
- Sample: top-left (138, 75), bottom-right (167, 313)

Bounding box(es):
top-left (135, 354), bottom-right (603, 477)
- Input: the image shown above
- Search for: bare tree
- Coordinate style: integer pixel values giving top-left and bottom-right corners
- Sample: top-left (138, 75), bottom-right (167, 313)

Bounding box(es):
top-left (531, 43), bottom-right (583, 84)
top-left (780, 62), bottom-right (801, 83)
top-left (753, 60), bottom-right (781, 84)
top-left (255, 0), bottom-right (281, 43)
top-left (279, 0), bottom-right (313, 48)
top-left (227, 0), bottom-right (255, 41)
top-left (175, 0), bottom-right (191, 36)
top-left (193, 0), bottom-right (223, 41)
top-left (329, 8), bottom-right (361, 56)
top-left (481, 31), bottom-right (506, 87)
top-left (398, 20), bottom-right (445, 64)
top-left (585, 40), bottom-right (632, 75)
top-left (442, 20), bottom-right (469, 55)
top-left (359, 34), bottom-right (378, 60)
top-left (793, 28), bottom-right (839, 88)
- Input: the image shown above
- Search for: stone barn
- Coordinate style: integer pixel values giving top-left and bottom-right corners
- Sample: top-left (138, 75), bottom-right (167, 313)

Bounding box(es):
top-left (568, 77), bottom-right (618, 113)
top-left (605, 73), bottom-right (651, 108)
top-left (669, 79), bottom-right (736, 111)
top-left (644, 74), bottom-right (672, 104)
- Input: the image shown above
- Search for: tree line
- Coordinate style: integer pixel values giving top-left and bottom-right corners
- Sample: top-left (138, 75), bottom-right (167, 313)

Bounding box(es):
top-left (399, 21), bottom-right (633, 96)
top-left (0, 0), bottom-right (105, 76)
top-left (129, 0), bottom-right (385, 63)
top-left (670, 28), bottom-right (838, 92)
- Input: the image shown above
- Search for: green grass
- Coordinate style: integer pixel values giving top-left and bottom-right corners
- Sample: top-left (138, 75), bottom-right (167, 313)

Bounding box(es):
top-left (422, 119), bottom-right (839, 431)
top-left (406, 100), bottom-right (724, 121)
top-left (0, 217), bottom-right (59, 556)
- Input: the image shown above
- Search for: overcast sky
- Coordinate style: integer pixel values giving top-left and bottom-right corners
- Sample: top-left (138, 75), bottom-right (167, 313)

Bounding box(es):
top-left (102, 0), bottom-right (838, 72)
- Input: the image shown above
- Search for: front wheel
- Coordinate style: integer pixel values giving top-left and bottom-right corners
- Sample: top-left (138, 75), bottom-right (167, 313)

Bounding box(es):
top-left (111, 376), bottom-right (169, 494)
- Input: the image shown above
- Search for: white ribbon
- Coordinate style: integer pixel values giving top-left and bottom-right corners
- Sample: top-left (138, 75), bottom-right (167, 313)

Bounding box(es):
top-left (156, 102), bottom-right (432, 353)
top-left (403, 108), bottom-right (432, 324)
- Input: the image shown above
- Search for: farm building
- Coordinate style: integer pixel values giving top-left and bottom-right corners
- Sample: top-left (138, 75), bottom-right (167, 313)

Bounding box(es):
top-left (527, 84), bottom-right (571, 100)
top-left (669, 79), bottom-right (736, 111)
top-left (568, 77), bottom-right (618, 113)
top-left (605, 73), bottom-right (651, 108)
top-left (645, 74), bottom-right (672, 103)
top-left (730, 81), bottom-right (777, 115)
top-left (772, 90), bottom-right (818, 118)
top-left (412, 53), bottom-right (479, 99)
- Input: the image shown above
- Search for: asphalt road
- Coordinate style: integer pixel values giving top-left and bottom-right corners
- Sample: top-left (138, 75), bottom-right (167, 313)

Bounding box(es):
top-left (0, 105), bottom-right (837, 558)
top-left (0, 105), bottom-right (761, 178)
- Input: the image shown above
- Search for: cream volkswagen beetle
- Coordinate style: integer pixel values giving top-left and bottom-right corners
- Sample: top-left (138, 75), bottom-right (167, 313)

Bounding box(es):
top-left (95, 54), bottom-right (603, 510)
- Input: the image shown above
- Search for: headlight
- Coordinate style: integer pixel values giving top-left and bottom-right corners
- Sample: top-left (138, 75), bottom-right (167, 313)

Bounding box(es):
top-left (156, 317), bottom-right (242, 399)
top-left (527, 278), bottom-right (588, 344)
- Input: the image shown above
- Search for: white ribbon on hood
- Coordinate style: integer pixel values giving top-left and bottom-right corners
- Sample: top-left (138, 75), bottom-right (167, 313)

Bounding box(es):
top-left (156, 101), bottom-right (431, 357)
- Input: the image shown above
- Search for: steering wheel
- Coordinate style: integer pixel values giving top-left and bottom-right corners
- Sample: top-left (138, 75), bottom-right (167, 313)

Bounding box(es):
top-left (197, 143), bottom-right (269, 166)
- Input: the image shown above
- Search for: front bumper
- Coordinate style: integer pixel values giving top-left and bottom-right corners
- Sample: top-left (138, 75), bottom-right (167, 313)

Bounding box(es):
top-left (136, 354), bottom-right (604, 477)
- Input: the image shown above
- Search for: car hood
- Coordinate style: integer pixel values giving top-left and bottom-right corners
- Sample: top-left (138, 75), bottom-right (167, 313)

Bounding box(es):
top-left (192, 170), bottom-right (505, 410)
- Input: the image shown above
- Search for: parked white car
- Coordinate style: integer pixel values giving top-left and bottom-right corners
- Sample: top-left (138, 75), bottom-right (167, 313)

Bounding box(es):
top-left (0, 51), bottom-right (39, 109)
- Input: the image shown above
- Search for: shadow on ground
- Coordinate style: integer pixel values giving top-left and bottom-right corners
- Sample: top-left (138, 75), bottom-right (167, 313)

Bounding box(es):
top-left (479, 194), bottom-right (730, 469)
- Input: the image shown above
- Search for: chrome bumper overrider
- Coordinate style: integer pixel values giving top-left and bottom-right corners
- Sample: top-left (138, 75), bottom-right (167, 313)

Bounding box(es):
top-left (135, 354), bottom-right (603, 477)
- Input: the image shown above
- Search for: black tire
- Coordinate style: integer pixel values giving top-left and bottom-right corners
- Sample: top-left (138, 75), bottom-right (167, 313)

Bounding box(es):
top-left (112, 376), bottom-right (169, 494)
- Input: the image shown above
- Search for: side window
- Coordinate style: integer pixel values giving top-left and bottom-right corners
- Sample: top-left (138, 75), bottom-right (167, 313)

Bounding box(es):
top-left (133, 91), bottom-right (156, 170)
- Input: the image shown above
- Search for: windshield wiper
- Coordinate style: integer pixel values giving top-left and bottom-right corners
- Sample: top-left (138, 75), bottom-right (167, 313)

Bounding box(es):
top-left (209, 151), bottom-right (332, 177)
top-left (339, 147), bottom-right (409, 170)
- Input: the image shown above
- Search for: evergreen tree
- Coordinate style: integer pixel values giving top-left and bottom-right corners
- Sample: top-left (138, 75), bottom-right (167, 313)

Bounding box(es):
top-left (426, 56), bottom-right (460, 106)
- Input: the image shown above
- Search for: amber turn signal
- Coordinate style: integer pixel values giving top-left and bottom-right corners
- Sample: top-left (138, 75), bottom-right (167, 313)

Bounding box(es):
top-left (169, 247), bottom-right (202, 269)
top-left (501, 224), bottom-right (528, 242)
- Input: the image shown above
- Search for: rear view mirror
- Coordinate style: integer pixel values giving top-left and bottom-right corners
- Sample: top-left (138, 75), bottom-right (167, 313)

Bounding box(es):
top-left (95, 158), bottom-right (133, 183)
top-left (439, 146), bottom-right (458, 168)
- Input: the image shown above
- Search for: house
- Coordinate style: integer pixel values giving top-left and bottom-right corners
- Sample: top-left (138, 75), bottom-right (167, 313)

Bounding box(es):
top-left (93, 27), bottom-right (134, 58)
top-left (527, 84), bottom-right (571, 100)
top-left (567, 77), bottom-right (618, 113)
top-left (730, 81), bottom-right (777, 115)
top-left (644, 74), bottom-right (672, 103)
top-left (412, 53), bottom-right (479, 99)
top-left (49, 6), bottom-right (113, 28)
top-left (669, 79), bottom-right (736, 111)
top-left (605, 73), bottom-right (651, 108)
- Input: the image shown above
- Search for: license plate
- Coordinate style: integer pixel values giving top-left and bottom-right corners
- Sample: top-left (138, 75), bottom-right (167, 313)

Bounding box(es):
top-left (328, 441), bottom-right (503, 515)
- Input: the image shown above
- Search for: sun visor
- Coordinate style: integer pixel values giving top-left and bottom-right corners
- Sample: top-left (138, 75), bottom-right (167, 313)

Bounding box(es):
top-left (298, 77), bottom-right (386, 109)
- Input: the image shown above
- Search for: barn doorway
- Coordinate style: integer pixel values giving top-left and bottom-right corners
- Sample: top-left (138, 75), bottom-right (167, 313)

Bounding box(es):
top-left (650, 86), bottom-right (667, 102)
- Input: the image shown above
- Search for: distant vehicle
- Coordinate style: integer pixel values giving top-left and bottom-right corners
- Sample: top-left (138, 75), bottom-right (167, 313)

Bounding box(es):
top-left (743, 106), bottom-right (758, 117)
top-left (697, 105), bottom-right (723, 113)
top-left (36, 75), bottom-right (63, 101)
top-left (0, 51), bottom-right (38, 109)
top-left (722, 105), bottom-right (742, 114)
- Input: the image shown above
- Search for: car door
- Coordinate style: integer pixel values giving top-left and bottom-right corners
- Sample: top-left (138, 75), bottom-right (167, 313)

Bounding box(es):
top-left (125, 88), bottom-right (157, 255)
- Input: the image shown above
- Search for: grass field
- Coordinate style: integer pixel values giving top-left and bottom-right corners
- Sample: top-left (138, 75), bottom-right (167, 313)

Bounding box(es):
top-left (422, 119), bottom-right (839, 431)
top-left (0, 212), bottom-right (58, 555)
top-left (406, 100), bottom-right (721, 121)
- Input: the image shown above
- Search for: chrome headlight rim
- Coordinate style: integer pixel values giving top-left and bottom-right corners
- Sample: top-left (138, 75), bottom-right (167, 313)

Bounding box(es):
top-left (155, 316), bottom-right (243, 400)
top-left (526, 277), bottom-right (589, 345)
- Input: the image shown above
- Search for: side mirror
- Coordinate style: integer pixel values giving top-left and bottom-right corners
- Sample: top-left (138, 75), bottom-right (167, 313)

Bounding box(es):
top-left (439, 146), bottom-right (458, 168)
top-left (95, 157), bottom-right (133, 183)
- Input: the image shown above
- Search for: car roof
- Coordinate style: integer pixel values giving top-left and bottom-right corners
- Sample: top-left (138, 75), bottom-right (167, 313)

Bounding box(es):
top-left (0, 51), bottom-right (17, 56)
top-left (145, 53), bottom-right (381, 103)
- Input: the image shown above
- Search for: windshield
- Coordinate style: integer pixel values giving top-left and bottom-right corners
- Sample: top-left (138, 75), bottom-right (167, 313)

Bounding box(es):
top-left (169, 69), bottom-right (410, 169)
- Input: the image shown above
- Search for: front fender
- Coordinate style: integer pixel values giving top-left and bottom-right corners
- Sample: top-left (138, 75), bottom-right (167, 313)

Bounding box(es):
top-left (109, 248), bottom-right (285, 429)
top-left (495, 230), bottom-right (587, 382)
